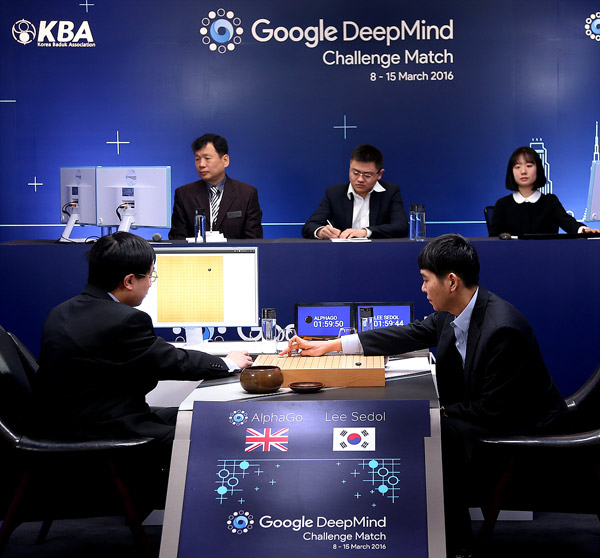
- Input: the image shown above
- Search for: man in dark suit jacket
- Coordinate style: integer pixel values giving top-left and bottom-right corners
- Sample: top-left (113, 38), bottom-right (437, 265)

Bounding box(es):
top-left (302, 144), bottom-right (408, 239)
top-left (37, 232), bottom-right (253, 452)
top-left (282, 234), bottom-right (566, 557)
top-left (169, 133), bottom-right (263, 240)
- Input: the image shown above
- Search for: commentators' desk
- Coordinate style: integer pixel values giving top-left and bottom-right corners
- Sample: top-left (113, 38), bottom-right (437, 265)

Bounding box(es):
top-left (158, 357), bottom-right (445, 558)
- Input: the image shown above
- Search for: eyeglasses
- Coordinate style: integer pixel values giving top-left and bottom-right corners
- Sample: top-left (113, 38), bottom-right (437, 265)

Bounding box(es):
top-left (350, 168), bottom-right (379, 180)
top-left (137, 271), bottom-right (158, 283)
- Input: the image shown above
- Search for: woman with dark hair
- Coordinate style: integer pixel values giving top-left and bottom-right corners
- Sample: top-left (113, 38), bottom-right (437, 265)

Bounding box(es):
top-left (488, 146), bottom-right (599, 236)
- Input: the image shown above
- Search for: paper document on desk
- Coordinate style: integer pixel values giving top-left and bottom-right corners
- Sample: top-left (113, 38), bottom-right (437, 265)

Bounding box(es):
top-left (385, 356), bottom-right (431, 378)
top-left (179, 383), bottom-right (292, 411)
top-left (330, 237), bottom-right (371, 242)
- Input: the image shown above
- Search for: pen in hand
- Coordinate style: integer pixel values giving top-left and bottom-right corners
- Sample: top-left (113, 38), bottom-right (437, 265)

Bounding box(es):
top-left (326, 220), bottom-right (340, 238)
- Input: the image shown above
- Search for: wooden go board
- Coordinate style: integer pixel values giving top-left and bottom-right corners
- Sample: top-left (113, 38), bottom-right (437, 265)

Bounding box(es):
top-left (254, 354), bottom-right (385, 387)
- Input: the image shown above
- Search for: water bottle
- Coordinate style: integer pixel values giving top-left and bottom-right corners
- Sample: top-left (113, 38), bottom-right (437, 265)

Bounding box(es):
top-left (409, 205), bottom-right (417, 240)
top-left (194, 208), bottom-right (206, 243)
top-left (360, 306), bottom-right (375, 332)
top-left (415, 204), bottom-right (426, 241)
top-left (261, 308), bottom-right (277, 353)
top-left (410, 204), bottom-right (426, 241)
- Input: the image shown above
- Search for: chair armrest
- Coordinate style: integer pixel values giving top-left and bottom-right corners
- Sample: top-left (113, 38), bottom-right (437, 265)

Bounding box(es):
top-left (14, 434), bottom-right (154, 454)
top-left (478, 429), bottom-right (600, 449)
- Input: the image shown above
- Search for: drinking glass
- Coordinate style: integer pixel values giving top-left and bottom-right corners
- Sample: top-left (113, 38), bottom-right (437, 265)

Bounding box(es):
top-left (338, 327), bottom-right (357, 337)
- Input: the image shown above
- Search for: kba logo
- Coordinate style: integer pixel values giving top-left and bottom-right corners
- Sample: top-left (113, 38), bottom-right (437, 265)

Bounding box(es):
top-left (12, 20), bottom-right (36, 45)
top-left (12, 19), bottom-right (95, 46)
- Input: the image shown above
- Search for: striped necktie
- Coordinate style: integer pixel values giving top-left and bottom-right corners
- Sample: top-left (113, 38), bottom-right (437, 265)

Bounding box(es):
top-left (209, 185), bottom-right (221, 229)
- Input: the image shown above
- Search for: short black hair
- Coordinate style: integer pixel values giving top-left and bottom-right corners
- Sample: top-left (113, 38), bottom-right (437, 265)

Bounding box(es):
top-left (87, 232), bottom-right (156, 291)
top-left (505, 146), bottom-right (547, 191)
top-left (417, 233), bottom-right (480, 288)
top-left (349, 144), bottom-right (383, 171)
top-left (191, 133), bottom-right (228, 156)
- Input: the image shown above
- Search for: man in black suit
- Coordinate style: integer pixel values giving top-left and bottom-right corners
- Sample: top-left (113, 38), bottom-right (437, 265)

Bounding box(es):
top-left (282, 234), bottom-right (566, 557)
top-left (37, 232), bottom-right (253, 453)
top-left (302, 144), bottom-right (408, 239)
top-left (169, 133), bottom-right (263, 240)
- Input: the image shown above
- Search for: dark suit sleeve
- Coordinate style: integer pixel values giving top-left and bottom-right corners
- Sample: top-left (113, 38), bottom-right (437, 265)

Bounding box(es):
top-left (169, 188), bottom-right (192, 240)
top-left (243, 187), bottom-right (263, 238)
top-left (122, 311), bottom-right (230, 381)
top-left (302, 191), bottom-right (335, 238)
top-left (368, 188), bottom-right (409, 238)
top-left (550, 194), bottom-right (582, 234)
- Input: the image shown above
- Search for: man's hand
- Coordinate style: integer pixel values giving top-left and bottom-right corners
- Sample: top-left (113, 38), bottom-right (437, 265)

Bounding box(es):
top-left (339, 228), bottom-right (368, 239)
top-left (317, 225), bottom-right (342, 239)
top-left (279, 336), bottom-right (342, 357)
top-left (226, 350), bottom-right (253, 369)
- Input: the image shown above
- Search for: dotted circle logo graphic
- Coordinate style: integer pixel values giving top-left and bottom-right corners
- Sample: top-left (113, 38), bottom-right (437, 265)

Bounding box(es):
top-left (227, 510), bottom-right (254, 534)
top-left (12, 19), bottom-right (36, 45)
top-left (585, 12), bottom-right (600, 41)
top-left (200, 8), bottom-right (243, 53)
top-left (229, 409), bottom-right (248, 426)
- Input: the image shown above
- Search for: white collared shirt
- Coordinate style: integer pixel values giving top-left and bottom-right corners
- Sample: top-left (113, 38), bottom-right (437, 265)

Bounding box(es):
top-left (346, 181), bottom-right (386, 238)
top-left (449, 288), bottom-right (479, 365)
top-left (512, 190), bottom-right (541, 204)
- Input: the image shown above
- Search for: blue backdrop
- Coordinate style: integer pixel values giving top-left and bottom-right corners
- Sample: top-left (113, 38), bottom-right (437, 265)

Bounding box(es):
top-left (2, 0), bottom-right (600, 241)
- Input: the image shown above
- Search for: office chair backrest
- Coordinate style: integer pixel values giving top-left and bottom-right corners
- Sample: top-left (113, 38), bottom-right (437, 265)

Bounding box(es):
top-left (484, 206), bottom-right (494, 235)
top-left (8, 331), bottom-right (39, 387)
top-left (0, 326), bottom-right (35, 437)
top-left (564, 362), bottom-right (600, 430)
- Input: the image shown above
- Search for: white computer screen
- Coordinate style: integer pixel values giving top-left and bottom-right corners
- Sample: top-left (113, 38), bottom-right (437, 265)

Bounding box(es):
top-left (95, 166), bottom-right (171, 228)
top-left (137, 246), bottom-right (259, 328)
top-left (60, 167), bottom-right (97, 225)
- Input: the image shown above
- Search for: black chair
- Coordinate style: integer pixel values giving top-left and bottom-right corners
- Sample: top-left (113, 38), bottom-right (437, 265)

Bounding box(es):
top-left (0, 326), bottom-right (157, 557)
top-left (475, 363), bottom-right (600, 543)
top-left (483, 205), bottom-right (494, 235)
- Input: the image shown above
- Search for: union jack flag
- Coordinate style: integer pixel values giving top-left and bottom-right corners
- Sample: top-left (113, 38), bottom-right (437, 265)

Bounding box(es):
top-left (245, 427), bottom-right (289, 452)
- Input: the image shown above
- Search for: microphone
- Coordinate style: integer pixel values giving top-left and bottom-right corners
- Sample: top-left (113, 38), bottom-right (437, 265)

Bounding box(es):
top-left (152, 233), bottom-right (162, 242)
top-left (499, 232), bottom-right (517, 240)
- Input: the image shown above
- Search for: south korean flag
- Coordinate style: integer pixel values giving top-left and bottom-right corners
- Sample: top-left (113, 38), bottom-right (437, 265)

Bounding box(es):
top-left (333, 428), bottom-right (376, 451)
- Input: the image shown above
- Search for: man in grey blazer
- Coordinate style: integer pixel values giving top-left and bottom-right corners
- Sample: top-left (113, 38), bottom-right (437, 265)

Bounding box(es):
top-left (169, 133), bottom-right (263, 240)
top-left (282, 234), bottom-right (566, 557)
top-left (302, 144), bottom-right (408, 239)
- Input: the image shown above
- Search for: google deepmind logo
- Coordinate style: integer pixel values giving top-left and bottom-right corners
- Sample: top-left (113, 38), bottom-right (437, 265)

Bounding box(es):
top-left (200, 8), bottom-right (243, 53)
top-left (585, 12), bottom-right (600, 41)
top-left (229, 409), bottom-right (248, 426)
top-left (227, 510), bottom-right (254, 534)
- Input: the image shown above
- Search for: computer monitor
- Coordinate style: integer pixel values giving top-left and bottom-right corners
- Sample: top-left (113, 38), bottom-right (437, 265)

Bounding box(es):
top-left (95, 166), bottom-right (171, 231)
top-left (294, 303), bottom-right (354, 339)
top-left (59, 167), bottom-right (97, 241)
top-left (136, 246), bottom-right (259, 328)
top-left (355, 302), bottom-right (414, 332)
